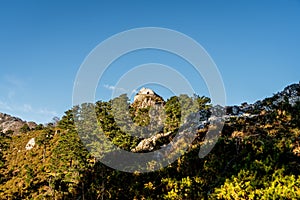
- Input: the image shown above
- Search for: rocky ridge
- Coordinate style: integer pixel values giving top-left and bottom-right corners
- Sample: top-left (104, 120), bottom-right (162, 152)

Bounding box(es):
top-left (225, 82), bottom-right (300, 116)
top-left (132, 82), bottom-right (300, 152)
top-left (0, 112), bottom-right (36, 134)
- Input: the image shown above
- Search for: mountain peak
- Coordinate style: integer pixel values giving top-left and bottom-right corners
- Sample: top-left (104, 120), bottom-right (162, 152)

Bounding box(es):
top-left (132, 88), bottom-right (164, 108)
top-left (134, 88), bottom-right (156, 101)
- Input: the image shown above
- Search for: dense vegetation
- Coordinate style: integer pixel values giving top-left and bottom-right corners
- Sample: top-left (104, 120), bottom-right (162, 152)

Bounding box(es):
top-left (0, 92), bottom-right (299, 199)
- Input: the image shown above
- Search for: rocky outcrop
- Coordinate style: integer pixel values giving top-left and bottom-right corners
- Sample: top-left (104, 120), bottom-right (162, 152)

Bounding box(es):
top-left (0, 112), bottom-right (37, 134)
top-left (225, 82), bottom-right (300, 116)
top-left (130, 82), bottom-right (300, 153)
top-left (132, 131), bottom-right (172, 152)
top-left (25, 138), bottom-right (35, 150)
top-left (132, 87), bottom-right (165, 109)
top-left (130, 88), bottom-right (170, 152)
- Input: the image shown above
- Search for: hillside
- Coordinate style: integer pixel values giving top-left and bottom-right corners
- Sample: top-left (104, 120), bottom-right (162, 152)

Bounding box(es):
top-left (0, 83), bottom-right (299, 199)
top-left (0, 113), bottom-right (37, 135)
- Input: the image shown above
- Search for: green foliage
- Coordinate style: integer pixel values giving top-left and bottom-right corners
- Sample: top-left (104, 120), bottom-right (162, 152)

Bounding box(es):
top-left (58, 107), bottom-right (78, 130)
top-left (48, 129), bottom-right (90, 198)
top-left (0, 92), bottom-right (299, 199)
top-left (0, 132), bottom-right (11, 184)
top-left (95, 100), bottom-right (139, 151)
top-left (4, 129), bottom-right (14, 135)
top-left (20, 123), bottom-right (30, 133)
top-left (164, 96), bottom-right (181, 132)
top-left (212, 168), bottom-right (300, 199)
top-left (34, 124), bottom-right (44, 130)
top-left (161, 176), bottom-right (197, 199)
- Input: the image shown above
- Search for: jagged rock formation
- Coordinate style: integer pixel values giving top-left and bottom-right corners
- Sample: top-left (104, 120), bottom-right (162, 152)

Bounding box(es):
top-left (131, 88), bottom-right (212, 152)
top-left (131, 131), bottom-right (172, 152)
top-left (225, 82), bottom-right (300, 116)
top-left (128, 87), bottom-right (166, 136)
top-left (130, 88), bottom-right (168, 152)
top-left (132, 87), bottom-right (165, 108)
top-left (0, 112), bottom-right (37, 134)
top-left (131, 82), bottom-right (300, 153)
top-left (271, 82), bottom-right (300, 107)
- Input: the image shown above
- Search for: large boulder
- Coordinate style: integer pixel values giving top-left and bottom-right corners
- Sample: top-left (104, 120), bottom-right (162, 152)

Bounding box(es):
top-left (25, 138), bottom-right (35, 150)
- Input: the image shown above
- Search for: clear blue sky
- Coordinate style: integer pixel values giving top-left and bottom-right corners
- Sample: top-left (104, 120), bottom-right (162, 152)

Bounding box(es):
top-left (0, 0), bottom-right (299, 124)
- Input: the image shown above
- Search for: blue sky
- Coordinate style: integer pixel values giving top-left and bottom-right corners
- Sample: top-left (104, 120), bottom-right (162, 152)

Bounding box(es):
top-left (0, 0), bottom-right (299, 124)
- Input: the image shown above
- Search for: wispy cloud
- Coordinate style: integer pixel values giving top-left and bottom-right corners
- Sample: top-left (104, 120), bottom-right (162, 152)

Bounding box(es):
top-left (104, 84), bottom-right (127, 93)
top-left (0, 101), bottom-right (57, 122)
top-left (37, 108), bottom-right (57, 116)
top-left (0, 75), bottom-right (25, 101)
top-left (0, 100), bottom-right (12, 111)
top-left (103, 84), bottom-right (137, 94)
top-left (22, 104), bottom-right (32, 112)
top-left (0, 75), bottom-right (58, 123)
top-left (4, 75), bottom-right (25, 88)
top-left (17, 104), bottom-right (57, 117)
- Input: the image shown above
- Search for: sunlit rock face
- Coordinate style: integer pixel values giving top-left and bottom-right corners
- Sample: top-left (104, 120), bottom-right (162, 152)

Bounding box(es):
top-left (25, 138), bottom-right (35, 150)
top-left (0, 112), bottom-right (36, 134)
top-left (132, 87), bottom-right (165, 108)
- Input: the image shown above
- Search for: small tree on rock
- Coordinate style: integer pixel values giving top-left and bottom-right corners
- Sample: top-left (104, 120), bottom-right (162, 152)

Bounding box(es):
top-left (20, 124), bottom-right (30, 133)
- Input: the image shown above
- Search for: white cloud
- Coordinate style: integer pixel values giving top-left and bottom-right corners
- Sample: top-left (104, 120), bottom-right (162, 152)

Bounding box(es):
top-left (37, 108), bottom-right (57, 116)
top-left (104, 84), bottom-right (138, 94)
top-left (103, 84), bottom-right (114, 90)
top-left (103, 84), bottom-right (128, 93)
top-left (18, 104), bottom-right (57, 117)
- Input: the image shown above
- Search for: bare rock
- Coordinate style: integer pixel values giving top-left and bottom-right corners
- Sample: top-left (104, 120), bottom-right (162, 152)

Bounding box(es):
top-left (0, 112), bottom-right (37, 134)
top-left (25, 138), bottom-right (35, 150)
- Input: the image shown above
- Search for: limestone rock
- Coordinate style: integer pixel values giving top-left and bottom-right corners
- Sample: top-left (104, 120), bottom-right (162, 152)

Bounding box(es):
top-left (25, 138), bottom-right (35, 150)
top-left (131, 131), bottom-right (172, 152)
top-left (132, 87), bottom-right (164, 108)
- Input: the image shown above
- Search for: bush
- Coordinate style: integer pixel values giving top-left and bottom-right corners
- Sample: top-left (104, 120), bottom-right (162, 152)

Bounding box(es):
top-left (19, 124), bottom-right (30, 133)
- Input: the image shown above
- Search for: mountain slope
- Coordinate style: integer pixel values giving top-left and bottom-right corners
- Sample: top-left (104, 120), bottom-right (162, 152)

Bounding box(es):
top-left (0, 82), bottom-right (299, 199)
